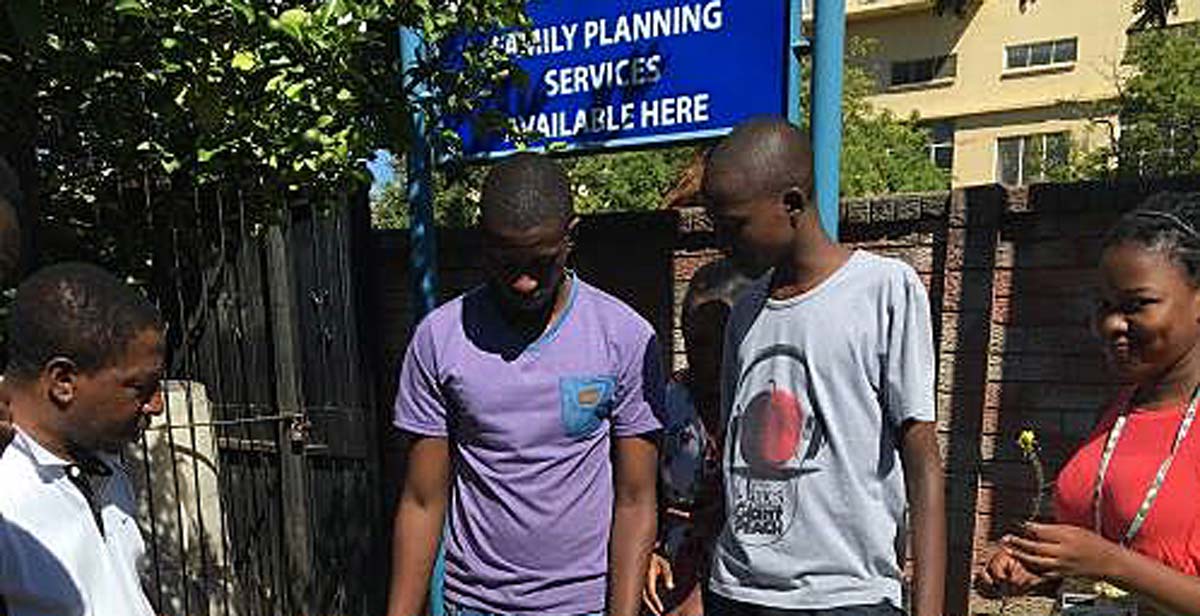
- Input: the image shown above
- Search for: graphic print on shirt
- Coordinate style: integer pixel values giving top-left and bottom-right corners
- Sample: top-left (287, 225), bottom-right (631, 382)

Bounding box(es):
top-left (559, 375), bottom-right (617, 438)
top-left (727, 347), bottom-right (825, 546)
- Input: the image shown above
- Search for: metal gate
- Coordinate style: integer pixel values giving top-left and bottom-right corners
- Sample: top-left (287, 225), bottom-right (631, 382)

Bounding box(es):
top-left (109, 185), bottom-right (384, 616)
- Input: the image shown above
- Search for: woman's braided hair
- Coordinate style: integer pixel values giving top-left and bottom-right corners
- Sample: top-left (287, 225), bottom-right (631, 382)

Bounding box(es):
top-left (1104, 191), bottom-right (1200, 285)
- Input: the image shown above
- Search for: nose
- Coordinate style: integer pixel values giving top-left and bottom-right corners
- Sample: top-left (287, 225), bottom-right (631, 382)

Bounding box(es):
top-left (510, 274), bottom-right (539, 296)
top-left (1094, 309), bottom-right (1127, 341)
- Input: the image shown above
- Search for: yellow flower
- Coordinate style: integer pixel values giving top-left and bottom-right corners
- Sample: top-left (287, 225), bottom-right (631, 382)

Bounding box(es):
top-left (1018, 429), bottom-right (1038, 456)
top-left (1093, 580), bottom-right (1129, 599)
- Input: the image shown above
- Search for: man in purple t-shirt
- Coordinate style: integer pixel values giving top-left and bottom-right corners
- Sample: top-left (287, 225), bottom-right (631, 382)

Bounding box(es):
top-left (387, 153), bottom-right (664, 616)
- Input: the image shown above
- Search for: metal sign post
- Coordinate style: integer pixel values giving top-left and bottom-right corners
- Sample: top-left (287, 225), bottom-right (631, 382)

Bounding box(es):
top-left (400, 27), bottom-right (439, 321)
top-left (399, 25), bottom-right (445, 616)
top-left (812, 0), bottom-right (845, 240)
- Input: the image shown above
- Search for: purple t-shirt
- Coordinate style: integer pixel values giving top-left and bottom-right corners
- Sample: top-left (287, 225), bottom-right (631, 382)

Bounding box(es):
top-left (394, 275), bottom-right (665, 616)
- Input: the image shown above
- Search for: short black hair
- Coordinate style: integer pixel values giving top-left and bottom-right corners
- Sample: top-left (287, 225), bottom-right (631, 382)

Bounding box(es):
top-left (479, 152), bottom-right (574, 230)
top-left (682, 258), bottom-right (754, 331)
top-left (1104, 191), bottom-right (1200, 286)
top-left (7, 262), bottom-right (163, 379)
top-left (702, 117), bottom-right (814, 206)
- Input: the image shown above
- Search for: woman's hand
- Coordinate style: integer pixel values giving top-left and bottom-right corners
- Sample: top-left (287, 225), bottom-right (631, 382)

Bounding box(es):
top-left (1003, 523), bottom-right (1124, 580)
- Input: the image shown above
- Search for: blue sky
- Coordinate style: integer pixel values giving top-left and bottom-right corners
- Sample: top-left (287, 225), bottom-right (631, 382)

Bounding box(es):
top-left (367, 149), bottom-right (395, 198)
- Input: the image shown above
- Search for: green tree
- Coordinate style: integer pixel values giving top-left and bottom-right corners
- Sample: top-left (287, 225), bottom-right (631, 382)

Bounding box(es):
top-left (844, 63), bottom-right (950, 195)
top-left (802, 38), bottom-right (950, 197)
top-left (563, 147), bottom-right (697, 213)
top-left (371, 146), bottom-right (696, 229)
top-left (1114, 25), bottom-right (1200, 178)
top-left (1133, 0), bottom-right (1182, 30)
top-left (0, 0), bottom-right (528, 233)
top-left (1067, 24), bottom-right (1200, 181)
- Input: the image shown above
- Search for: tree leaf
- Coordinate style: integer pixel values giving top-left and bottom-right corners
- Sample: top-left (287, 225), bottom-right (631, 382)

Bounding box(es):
top-left (284, 80), bottom-right (307, 100)
top-left (231, 50), bottom-right (258, 72)
top-left (276, 7), bottom-right (310, 40)
top-left (227, 0), bottom-right (256, 23)
top-left (113, 0), bottom-right (150, 18)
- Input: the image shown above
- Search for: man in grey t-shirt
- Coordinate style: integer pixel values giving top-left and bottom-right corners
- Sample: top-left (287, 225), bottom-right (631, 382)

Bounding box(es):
top-left (694, 118), bottom-right (946, 616)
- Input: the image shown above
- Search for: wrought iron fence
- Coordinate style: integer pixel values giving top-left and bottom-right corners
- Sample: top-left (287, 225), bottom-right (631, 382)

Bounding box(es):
top-left (41, 177), bottom-right (384, 616)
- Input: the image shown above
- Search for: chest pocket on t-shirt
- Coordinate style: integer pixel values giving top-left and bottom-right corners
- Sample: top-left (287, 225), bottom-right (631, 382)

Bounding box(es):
top-left (559, 376), bottom-right (617, 439)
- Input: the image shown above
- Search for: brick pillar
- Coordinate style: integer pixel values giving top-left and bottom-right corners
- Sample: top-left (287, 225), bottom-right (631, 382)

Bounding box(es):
top-left (939, 186), bottom-right (1005, 616)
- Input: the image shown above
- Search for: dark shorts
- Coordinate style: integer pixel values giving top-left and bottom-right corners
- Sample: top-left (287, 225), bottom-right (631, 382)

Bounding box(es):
top-left (703, 589), bottom-right (904, 616)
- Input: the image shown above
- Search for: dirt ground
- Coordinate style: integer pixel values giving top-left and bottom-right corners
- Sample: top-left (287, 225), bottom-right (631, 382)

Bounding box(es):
top-left (969, 595), bottom-right (1056, 616)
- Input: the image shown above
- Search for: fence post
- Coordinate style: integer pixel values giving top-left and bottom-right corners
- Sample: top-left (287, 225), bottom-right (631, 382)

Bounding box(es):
top-left (265, 220), bottom-right (313, 612)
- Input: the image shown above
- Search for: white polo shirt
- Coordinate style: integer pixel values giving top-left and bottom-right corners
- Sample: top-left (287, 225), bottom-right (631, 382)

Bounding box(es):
top-left (0, 428), bottom-right (156, 616)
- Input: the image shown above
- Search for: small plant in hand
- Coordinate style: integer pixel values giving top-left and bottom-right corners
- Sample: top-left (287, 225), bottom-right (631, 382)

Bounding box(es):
top-left (996, 430), bottom-right (1048, 616)
top-left (1017, 429), bottom-right (1046, 522)
top-left (1013, 430), bottom-right (1130, 606)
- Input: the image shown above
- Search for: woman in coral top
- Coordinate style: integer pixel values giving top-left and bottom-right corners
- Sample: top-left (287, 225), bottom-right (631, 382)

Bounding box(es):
top-left (981, 192), bottom-right (1200, 615)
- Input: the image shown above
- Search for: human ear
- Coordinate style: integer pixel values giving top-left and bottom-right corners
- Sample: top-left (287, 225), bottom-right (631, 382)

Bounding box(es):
top-left (44, 357), bottom-right (79, 408)
top-left (783, 187), bottom-right (807, 214)
top-left (565, 216), bottom-right (580, 250)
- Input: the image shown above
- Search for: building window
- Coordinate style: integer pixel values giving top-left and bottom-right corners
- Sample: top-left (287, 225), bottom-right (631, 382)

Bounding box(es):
top-left (1005, 38), bottom-right (1077, 70)
top-left (996, 132), bottom-right (1070, 185)
top-left (926, 122), bottom-right (955, 170)
top-left (890, 54), bottom-right (957, 87)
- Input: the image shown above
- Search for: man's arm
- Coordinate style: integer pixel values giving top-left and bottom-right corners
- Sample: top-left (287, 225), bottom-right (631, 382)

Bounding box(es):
top-left (609, 435), bottom-right (658, 616)
top-left (386, 435), bottom-right (450, 616)
top-left (900, 420), bottom-right (946, 616)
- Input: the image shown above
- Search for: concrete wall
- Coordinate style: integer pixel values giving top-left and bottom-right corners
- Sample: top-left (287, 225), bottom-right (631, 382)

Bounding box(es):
top-left (131, 380), bottom-right (237, 616)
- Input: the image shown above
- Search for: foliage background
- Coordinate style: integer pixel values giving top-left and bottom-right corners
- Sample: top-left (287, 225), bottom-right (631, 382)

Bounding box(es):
top-left (0, 0), bottom-right (529, 258)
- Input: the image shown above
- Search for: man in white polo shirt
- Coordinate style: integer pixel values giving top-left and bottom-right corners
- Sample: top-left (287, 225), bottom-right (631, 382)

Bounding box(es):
top-left (0, 262), bottom-right (165, 616)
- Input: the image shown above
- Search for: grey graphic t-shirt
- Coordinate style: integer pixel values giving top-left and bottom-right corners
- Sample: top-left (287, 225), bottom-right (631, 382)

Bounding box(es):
top-left (710, 251), bottom-right (936, 610)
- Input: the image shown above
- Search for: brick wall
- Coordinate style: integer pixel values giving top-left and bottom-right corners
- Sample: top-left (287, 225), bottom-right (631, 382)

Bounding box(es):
top-left (368, 177), bottom-right (1200, 616)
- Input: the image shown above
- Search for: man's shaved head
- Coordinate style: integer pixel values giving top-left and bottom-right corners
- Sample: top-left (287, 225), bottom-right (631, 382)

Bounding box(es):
top-left (702, 117), bottom-right (814, 206)
top-left (480, 152), bottom-right (574, 232)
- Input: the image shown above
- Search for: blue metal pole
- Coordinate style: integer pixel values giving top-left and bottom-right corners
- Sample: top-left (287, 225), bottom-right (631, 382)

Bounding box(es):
top-left (811, 0), bottom-right (845, 240)
top-left (400, 27), bottom-right (439, 321)
top-left (787, 0), bottom-right (806, 127)
top-left (399, 26), bottom-right (444, 616)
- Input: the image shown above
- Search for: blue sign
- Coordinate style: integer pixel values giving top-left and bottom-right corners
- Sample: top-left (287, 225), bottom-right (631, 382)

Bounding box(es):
top-left (448, 1), bottom-right (789, 157)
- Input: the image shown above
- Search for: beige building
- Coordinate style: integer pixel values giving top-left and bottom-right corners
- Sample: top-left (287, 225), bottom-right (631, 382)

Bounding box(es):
top-left (807, 0), bottom-right (1199, 187)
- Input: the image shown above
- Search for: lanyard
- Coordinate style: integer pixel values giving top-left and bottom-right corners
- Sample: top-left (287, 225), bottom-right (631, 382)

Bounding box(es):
top-left (1093, 385), bottom-right (1199, 546)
